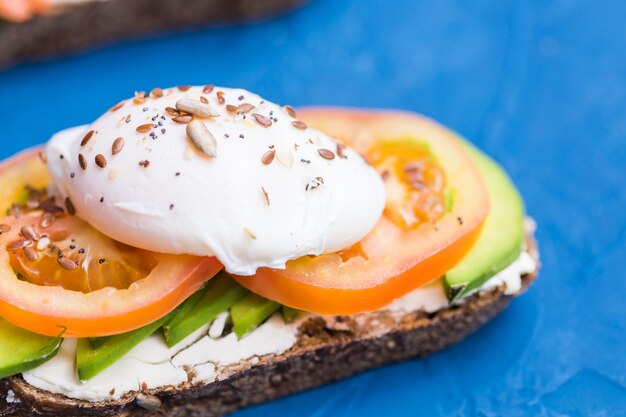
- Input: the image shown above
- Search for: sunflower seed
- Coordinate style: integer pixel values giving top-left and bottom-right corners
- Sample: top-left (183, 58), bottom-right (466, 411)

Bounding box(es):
top-left (252, 114), bottom-right (272, 127)
top-left (37, 237), bottom-right (50, 251)
top-left (203, 84), bottom-right (215, 94)
top-left (216, 91), bottom-right (225, 104)
top-left (112, 137), bottom-right (124, 155)
top-left (20, 226), bottom-right (38, 241)
top-left (81, 130), bottom-right (95, 146)
top-left (318, 148), bottom-right (335, 160)
top-left (291, 120), bottom-right (307, 130)
top-left (176, 99), bottom-right (219, 118)
top-left (200, 96), bottom-right (209, 104)
top-left (186, 120), bottom-right (217, 158)
top-left (177, 85), bottom-right (192, 92)
top-left (58, 257), bottom-right (77, 270)
top-left (24, 247), bottom-right (38, 261)
top-left (226, 104), bottom-right (238, 114)
top-left (6, 239), bottom-right (31, 251)
top-left (95, 154), bottom-right (107, 168)
top-left (276, 150), bottom-right (294, 168)
top-left (262, 149), bottom-right (276, 165)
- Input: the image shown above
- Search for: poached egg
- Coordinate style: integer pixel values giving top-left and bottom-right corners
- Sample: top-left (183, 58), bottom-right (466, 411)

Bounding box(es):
top-left (46, 86), bottom-right (385, 275)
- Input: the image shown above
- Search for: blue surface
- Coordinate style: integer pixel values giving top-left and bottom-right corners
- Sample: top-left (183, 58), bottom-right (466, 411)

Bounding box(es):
top-left (1, 0), bottom-right (625, 415)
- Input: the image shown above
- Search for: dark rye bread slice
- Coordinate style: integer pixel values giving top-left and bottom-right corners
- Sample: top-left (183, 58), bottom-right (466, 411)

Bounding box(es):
top-left (0, 0), bottom-right (308, 69)
top-left (0, 233), bottom-right (539, 417)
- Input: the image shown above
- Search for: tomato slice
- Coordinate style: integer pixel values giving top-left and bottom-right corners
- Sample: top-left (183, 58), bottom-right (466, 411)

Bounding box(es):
top-left (233, 109), bottom-right (490, 314)
top-left (0, 149), bottom-right (222, 337)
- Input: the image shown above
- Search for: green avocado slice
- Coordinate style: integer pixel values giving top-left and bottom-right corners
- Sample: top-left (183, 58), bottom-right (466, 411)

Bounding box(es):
top-left (231, 293), bottom-right (281, 339)
top-left (444, 141), bottom-right (525, 301)
top-left (163, 273), bottom-right (249, 347)
top-left (76, 310), bottom-right (176, 381)
top-left (0, 318), bottom-right (63, 379)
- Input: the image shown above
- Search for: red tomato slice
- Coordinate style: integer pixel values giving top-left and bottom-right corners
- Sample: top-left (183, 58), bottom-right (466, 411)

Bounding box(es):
top-left (233, 109), bottom-right (490, 314)
top-left (0, 149), bottom-right (222, 337)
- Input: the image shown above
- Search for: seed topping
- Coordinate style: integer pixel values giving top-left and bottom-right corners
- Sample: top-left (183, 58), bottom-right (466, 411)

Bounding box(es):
top-left (112, 137), bottom-right (124, 155)
top-left (95, 154), bottom-right (107, 168)
top-left (20, 226), bottom-right (38, 241)
top-left (110, 101), bottom-right (125, 112)
top-left (252, 113), bottom-right (272, 127)
top-left (243, 228), bottom-right (257, 240)
top-left (175, 98), bottom-right (219, 118)
top-left (261, 187), bottom-right (270, 205)
top-left (80, 130), bottom-right (95, 146)
top-left (39, 213), bottom-right (55, 228)
top-left (226, 104), bottom-right (238, 114)
top-left (150, 88), bottom-right (163, 98)
top-left (165, 107), bottom-right (180, 117)
top-left (78, 153), bottom-right (87, 170)
top-left (200, 96), bottom-right (209, 104)
top-left (203, 84), bottom-right (215, 94)
top-left (284, 105), bottom-right (297, 118)
top-left (6, 239), bottom-right (31, 251)
top-left (24, 247), bottom-right (39, 262)
top-left (336, 143), bottom-right (347, 159)
top-left (291, 120), bottom-right (307, 130)
top-left (305, 177), bottom-right (324, 191)
top-left (65, 197), bottom-right (76, 215)
top-left (173, 115), bottom-right (193, 124)
top-left (262, 149), bottom-right (276, 165)
top-left (136, 123), bottom-right (156, 133)
top-left (58, 257), bottom-right (77, 270)
top-left (238, 103), bottom-right (255, 113)
top-left (318, 148), bottom-right (335, 160)
top-left (186, 120), bottom-right (218, 158)
top-left (216, 91), bottom-right (225, 105)
top-left (177, 85), bottom-right (192, 92)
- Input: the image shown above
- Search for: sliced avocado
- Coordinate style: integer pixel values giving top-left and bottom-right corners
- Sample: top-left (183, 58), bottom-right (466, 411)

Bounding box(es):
top-left (281, 306), bottom-right (302, 323)
top-left (444, 141), bottom-right (525, 301)
top-left (76, 310), bottom-right (176, 381)
top-left (163, 273), bottom-right (248, 347)
top-left (231, 293), bottom-right (281, 339)
top-left (0, 318), bottom-right (62, 378)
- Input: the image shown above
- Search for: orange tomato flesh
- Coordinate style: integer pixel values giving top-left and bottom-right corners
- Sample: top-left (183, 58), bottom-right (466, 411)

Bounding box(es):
top-left (0, 148), bottom-right (222, 337)
top-left (234, 109), bottom-right (490, 314)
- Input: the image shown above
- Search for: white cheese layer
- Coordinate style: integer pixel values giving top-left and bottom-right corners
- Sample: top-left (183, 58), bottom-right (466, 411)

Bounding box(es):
top-left (22, 251), bottom-right (536, 402)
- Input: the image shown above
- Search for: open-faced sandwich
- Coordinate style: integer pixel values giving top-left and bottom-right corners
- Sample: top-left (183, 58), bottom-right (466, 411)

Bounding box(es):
top-left (0, 85), bottom-right (539, 416)
top-left (0, 0), bottom-right (307, 68)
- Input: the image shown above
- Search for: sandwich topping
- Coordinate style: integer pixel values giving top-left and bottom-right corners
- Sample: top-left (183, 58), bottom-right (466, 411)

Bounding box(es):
top-left (0, 86), bottom-right (538, 406)
top-left (46, 87), bottom-right (386, 276)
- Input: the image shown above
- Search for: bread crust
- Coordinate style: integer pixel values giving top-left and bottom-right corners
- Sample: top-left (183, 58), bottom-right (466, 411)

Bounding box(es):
top-left (0, 234), bottom-right (538, 417)
top-left (0, 0), bottom-right (308, 69)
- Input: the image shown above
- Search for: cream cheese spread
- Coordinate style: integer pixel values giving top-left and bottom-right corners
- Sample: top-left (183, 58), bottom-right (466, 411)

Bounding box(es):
top-left (22, 251), bottom-right (536, 402)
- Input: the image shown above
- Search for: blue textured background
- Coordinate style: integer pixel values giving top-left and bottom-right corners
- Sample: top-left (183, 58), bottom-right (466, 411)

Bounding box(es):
top-left (1, 0), bottom-right (625, 415)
